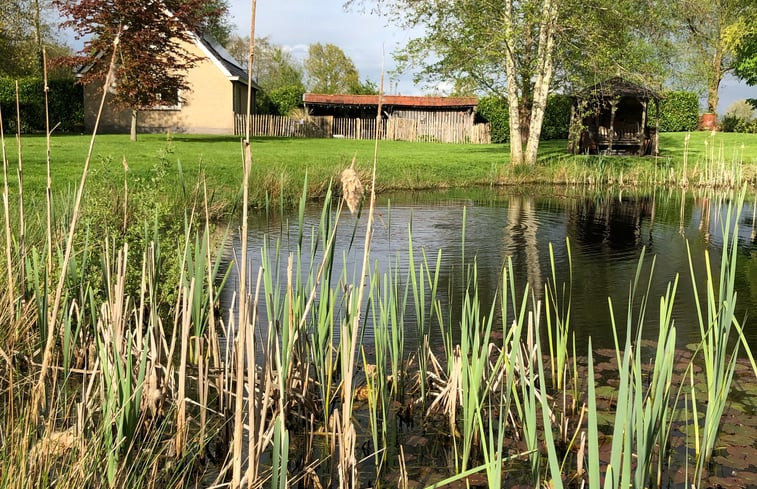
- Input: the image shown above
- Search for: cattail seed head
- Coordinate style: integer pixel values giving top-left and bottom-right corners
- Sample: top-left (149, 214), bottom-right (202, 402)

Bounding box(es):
top-left (341, 160), bottom-right (363, 215)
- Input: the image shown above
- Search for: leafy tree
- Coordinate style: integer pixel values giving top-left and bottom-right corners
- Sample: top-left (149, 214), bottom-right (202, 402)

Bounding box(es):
top-left (1, 0), bottom-right (67, 77)
top-left (200, 0), bottom-right (233, 45)
top-left (225, 36), bottom-right (306, 114)
top-left (55, 0), bottom-right (222, 141)
top-left (673, 0), bottom-right (755, 113)
top-left (252, 37), bottom-right (305, 90)
top-left (726, 12), bottom-right (757, 86)
top-left (348, 78), bottom-right (378, 95)
top-left (348, 0), bottom-right (668, 165)
top-left (304, 43), bottom-right (359, 94)
top-left (267, 84), bottom-right (305, 115)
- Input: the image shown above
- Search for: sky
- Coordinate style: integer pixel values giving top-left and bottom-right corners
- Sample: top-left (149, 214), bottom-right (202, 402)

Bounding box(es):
top-left (226, 0), bottom-right (424, 95)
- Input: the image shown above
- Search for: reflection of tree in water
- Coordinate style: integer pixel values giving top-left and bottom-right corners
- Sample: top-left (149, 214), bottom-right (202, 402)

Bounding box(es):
top-left (567, 195), bottom-right (654, 252)
top-left (503, 196), bottom-right (542, 297)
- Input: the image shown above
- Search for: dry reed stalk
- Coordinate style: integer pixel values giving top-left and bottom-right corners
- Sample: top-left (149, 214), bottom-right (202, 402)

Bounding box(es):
top-left (122, 156), bottom-right (129, 232)
top-left (32, 31), bottom-right (122, 420)
top-left (15, 81), bottom-right (26, 293)
top-left (0, 99), bottom-right (16, 321)
top-left (232, 127), bottom-right (253, 489)
top-left (202, 178), bottom-right (223, 412)
top-left (42, 48), bottom-right (53, 273)
top-left (245, 0), bottom-right (257, 143)
top-left (338, 67), bottom-right (384, 489)
top-left (175, 280), bottom-right (194, 457)
top-left (246, 267), bottom-right (265, 485)
top-left (398, 445), bottom-right (408, 489)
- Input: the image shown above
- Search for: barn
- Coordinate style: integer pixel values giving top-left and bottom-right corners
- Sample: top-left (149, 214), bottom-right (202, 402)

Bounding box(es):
top-left (303, 93), bottom-right (490, 143)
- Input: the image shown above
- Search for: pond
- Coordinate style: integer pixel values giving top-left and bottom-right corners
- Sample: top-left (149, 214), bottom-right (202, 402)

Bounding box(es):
top-left (221, 185), bottom-right (757, 355)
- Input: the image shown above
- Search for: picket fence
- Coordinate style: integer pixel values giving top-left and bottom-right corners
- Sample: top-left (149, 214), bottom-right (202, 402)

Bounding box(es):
top-left (234, 113), bottom-right (490, 144)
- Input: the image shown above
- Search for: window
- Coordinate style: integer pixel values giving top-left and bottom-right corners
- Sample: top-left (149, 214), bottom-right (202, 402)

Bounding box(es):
top-left (151, 89), bottom-right (182, 111)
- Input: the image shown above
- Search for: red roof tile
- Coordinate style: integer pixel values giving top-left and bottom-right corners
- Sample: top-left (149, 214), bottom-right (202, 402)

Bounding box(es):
top-left (303, 93), bottom-right (478, 108)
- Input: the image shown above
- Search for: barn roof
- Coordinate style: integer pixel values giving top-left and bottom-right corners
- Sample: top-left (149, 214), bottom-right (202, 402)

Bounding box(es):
top-left (576, 77), bottom-right (661, 100)
top-left (303, 93), bottom-right (479, 109)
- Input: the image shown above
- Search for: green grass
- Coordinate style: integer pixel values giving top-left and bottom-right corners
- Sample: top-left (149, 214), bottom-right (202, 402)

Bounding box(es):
top-left (5, 132), bottom-right (757, 212)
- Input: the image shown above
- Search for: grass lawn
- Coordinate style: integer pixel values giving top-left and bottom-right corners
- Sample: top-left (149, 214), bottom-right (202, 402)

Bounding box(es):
top-left (6, 131), bottom-right (757, 212)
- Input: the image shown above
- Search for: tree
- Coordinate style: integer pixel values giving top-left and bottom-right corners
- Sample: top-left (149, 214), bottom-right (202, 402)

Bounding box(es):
top-left (1, 0), bottom-right (66, 77)
top-left (201, 0), bottom-right (233, 45)
top-left (349, 0), bottom-right (664, 165)
top-left (673, 0), bottom-right (755, 114)
top-left (304, 43), bottom-right (359, 94)
top-left (349, 78), bottom-right (378, 95)
top-left (726, 11), bottom-right (757, 86)
top-left (226, 36), bottom-right (306, 114)
top-left (55, 0), bottom-right (222, 141)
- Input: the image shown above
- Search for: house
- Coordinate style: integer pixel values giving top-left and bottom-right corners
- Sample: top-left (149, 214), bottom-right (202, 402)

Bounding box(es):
top-left (302, 93), bottom-right (490, 143)
top-left (569, 77), bottom-right (661, 156)
top-left (79, 34), bottom-right (259, 135)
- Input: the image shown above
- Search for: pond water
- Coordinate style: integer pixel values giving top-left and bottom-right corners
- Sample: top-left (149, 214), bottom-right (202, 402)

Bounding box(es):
top-left (221, 185), bottom-right (757, 355)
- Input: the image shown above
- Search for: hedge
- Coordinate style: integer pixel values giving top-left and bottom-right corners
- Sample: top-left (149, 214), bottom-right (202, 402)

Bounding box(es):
top-left (0, 77), bottom-right (84, 133)
top-left (477, 94), bottom-right (572, 143)
top-left (650, 90), bottom-right (699, 132)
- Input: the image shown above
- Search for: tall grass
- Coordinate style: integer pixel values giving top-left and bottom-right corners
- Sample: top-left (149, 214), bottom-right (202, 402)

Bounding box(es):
top-left (1, 49), bottom-right (756, 489)
top-left (688, 187), bottom-right (745, 485)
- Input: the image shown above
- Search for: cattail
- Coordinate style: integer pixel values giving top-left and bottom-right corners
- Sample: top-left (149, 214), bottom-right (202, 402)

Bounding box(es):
top-left (341, 157), bottom-right (363, 215)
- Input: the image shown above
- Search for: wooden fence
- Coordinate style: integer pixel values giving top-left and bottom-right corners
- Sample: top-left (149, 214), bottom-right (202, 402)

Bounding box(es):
top-left (234, 113), bottom-right (490, 144)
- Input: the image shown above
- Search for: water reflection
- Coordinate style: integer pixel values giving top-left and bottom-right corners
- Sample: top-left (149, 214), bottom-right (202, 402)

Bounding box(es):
top-left (221, 187), bottom-right (757, 353)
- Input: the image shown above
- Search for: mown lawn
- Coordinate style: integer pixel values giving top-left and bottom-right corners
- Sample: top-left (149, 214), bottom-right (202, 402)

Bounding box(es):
top-left (6, 131), bottom-right (757, 210)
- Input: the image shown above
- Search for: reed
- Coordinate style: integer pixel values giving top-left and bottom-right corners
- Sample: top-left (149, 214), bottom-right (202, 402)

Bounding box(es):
top-left (544, 239), bottom-right (572, 390)
top-left (688, 187), bottom-right (746, 484)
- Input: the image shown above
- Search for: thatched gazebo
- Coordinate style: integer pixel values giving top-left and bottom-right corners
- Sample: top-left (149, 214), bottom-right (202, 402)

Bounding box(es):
top-left (569, 77), bottom-right (662, 156)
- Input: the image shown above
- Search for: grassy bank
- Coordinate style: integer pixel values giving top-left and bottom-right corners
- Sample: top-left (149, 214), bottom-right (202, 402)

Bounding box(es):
top-left (6, 131), bottom-right (757, 212)
top-left (2, 124), bottom-right (757, 488)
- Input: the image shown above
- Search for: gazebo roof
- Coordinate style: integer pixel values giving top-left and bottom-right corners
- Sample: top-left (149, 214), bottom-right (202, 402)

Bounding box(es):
top-left (576, 77), bottom-right (661, 101)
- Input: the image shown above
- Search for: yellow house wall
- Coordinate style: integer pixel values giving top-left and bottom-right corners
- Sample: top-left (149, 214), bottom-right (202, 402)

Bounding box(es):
top-left (84, 37), bottom-right (238, 135)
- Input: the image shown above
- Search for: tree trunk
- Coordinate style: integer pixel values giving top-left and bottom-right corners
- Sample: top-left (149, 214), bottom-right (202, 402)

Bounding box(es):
top-left (524, 0), bottom-right (557, 166)
top-left (503, 0), bottom-right (523, 165)
top-left (130, 109), bottom-right (138, 141)
top-left (706, 48), bottom-right (723, 114)
top-left (32, 0), bottom-right (43, 75)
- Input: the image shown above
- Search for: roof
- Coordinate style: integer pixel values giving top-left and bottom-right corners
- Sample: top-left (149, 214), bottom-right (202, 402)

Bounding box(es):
top-left (576, 77), bottom-right (661, 100)
top-left (197, 33), bottom-right (260, 90)
top-left (303, 93), bottom-right (479, 109)
top-left (74, 32), bottom-right (261, 90)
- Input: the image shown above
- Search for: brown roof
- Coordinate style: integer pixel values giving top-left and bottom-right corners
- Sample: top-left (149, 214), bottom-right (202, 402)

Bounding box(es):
top-left (576, 77), bottom-right (661, 100)
top-left (304, 93), bottom-right (478, 109)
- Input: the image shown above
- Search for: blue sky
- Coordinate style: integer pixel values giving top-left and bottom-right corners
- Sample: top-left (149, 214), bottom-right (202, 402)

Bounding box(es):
top-left (228, 0), bottom-right (421, 94)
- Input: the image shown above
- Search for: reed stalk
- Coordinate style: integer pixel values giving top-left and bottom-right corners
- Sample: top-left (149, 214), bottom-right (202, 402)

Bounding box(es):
top-left (544, 239), bottom-right (572, 390)
top-left (1, 98), bottom-right (15, 321)
top-left (32, 30), bottom-right (122, 421)
top-left (688, 187), bottom-right (746, 484)
top-left (14, 81), bottom-right (26, 296)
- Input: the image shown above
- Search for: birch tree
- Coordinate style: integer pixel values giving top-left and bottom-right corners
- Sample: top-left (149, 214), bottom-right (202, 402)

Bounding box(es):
top-left (348, 0), bottom-right (667, 165)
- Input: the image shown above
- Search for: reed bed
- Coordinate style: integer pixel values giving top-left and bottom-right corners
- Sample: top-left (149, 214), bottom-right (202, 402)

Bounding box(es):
top-left (1, 73), bottom-right (757, 489)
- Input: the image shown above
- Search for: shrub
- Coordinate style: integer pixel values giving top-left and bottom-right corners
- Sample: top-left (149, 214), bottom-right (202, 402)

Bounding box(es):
top-left (649, 91), bottom-right (699, 132)
top-left (0, 77), bottom-right (84, 133)
top-left (720, 99), bottom-right (757, 133)
top-left (541, 94), bottom-right (572, 140)
top-left (255, 83), bottom-right (304, 115)
top-left (476, 95), bottom-right (509, 143)
top-left (476, 94), bottom-right (571, 143)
